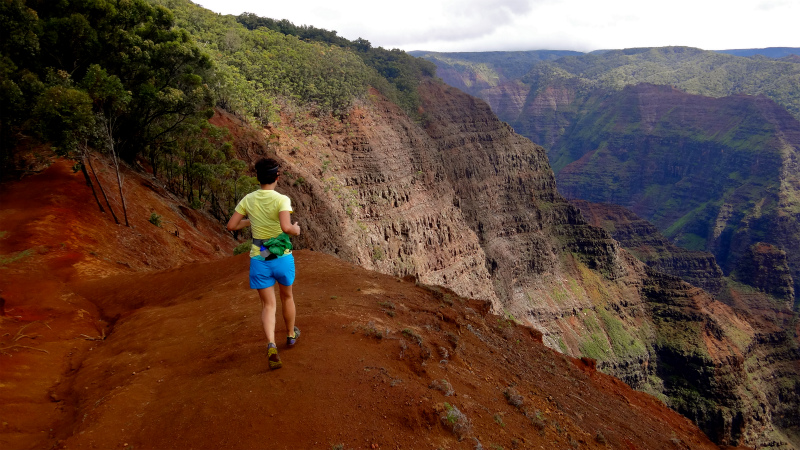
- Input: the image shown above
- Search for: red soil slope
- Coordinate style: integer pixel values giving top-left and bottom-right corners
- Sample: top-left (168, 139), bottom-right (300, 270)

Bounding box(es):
top-left (0, 156), bottom-right (738, 450)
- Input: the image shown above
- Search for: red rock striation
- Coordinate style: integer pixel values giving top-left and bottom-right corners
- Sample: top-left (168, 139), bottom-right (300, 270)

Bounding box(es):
top-left (230, 81), bottom-right (797, 447)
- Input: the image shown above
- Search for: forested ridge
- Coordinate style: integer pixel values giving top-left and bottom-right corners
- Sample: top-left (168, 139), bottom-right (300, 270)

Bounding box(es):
top-left (0, 0), bottom-right (435, 224)
top-left (417, 46), bottom-right (800, 121)
top-left (528, 47), bottom-right (800, 117)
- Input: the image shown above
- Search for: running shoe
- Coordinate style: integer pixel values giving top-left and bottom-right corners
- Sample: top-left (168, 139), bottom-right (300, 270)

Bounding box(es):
top-left (287, 326), bottom-right (301, 347)
top-left (267, 342), bottom-right (282, 369)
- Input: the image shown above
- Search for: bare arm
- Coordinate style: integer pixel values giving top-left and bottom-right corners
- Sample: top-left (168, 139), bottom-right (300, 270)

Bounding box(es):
top-left (279, 210), bottom-right (301, 236)
top-left (226, 212), bottom-right (251, 231)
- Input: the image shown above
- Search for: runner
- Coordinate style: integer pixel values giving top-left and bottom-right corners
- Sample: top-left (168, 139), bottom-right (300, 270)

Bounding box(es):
top-left (227, 158), bottom-right (301, 369)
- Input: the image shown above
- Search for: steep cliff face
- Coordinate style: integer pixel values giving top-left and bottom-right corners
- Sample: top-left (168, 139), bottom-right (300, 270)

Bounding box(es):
top-left (225, 80), bottom-right (798, 448)
top-left (570, 199), bottom-right (725, 294)
top-left (263, 82), bottom-right (626, 315)
top-left (566, 202), bottom-right (800, 448)
top-left (734, 243), bottom-right (795, 302)
top-left (640, 270), bottom-right (773, 446)
top-left (549, 85), bottom-right (800, 306)
top-left (260, 88), bottom-right (499, 303)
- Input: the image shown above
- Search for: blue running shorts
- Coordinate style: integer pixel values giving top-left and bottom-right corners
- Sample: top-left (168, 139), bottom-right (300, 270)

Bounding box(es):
top-left (249, 254), bottom-right (295, 289)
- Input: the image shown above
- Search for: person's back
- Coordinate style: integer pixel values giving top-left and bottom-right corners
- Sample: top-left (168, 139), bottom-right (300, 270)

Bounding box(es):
top-left (226, 158), bottom-right (301, 369)
top-left (237, 189), bottom-right (293, 259)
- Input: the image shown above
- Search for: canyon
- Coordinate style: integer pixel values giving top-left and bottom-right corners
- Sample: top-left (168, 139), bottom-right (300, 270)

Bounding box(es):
top-left (4, 75), bottom-right (792, 448)
top-left (412, 48), bottom-right (800, 448)
top-left (230, 80), bottom-right (799, 448)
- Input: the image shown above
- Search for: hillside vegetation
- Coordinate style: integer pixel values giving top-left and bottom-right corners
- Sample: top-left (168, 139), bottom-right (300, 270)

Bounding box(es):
top-left (530, 47), bottom-right (800, 116)
top-left (0, 0), bottom-right (433, 220)
top-left (409, 49), bottom-right (581, 95)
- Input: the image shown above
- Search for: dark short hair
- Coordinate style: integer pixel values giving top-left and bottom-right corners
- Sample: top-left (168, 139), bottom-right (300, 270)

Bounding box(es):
top-left (255, 158), bottom-right (280, 184)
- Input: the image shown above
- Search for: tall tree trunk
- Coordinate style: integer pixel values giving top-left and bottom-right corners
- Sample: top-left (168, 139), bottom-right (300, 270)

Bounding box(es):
top-left (105, 118), bottom-right (129, 227)
top-left (185, 157), bottom-right (193, 204)
top-left (149, 147), bottom-right (158, 177)
top-left (110, 144), bottom-right (129, 227)
top-left (79, 147), bottom-right (104, 213)
top-left (86, 151), bottom-right (120, 225)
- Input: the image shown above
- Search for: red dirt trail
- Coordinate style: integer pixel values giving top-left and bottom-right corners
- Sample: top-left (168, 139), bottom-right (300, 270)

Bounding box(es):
top-left (0, 157), bottom-right (736, 450)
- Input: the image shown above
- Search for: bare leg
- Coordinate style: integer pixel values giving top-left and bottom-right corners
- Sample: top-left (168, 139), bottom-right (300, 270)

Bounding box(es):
top-left (257, 286), bottom-right (277, 344)
top-left (278, 283), bottom-right (296, 337)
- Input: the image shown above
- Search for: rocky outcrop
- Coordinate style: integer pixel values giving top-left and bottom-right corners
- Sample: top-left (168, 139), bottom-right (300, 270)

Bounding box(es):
top-left (642, 269), bottom-right (762, 446)
top-left (570, 199), bottom-right (725, 294)
top-left (734, 243), bottom-right (795, 302)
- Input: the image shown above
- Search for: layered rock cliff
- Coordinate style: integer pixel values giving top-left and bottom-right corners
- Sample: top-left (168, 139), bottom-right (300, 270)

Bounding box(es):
top-left (418, 51), bottom-right (800, 311)
top-left (570, 199), bottom-right (725, 294)
top-left (551, 85), bottom-right (800, 308)
top-left (734, 242), bottom-right (795, 302)
top-left (218, 79), bottom-right (799, 448)
top-left (566, 200), bottom-right (800, 447)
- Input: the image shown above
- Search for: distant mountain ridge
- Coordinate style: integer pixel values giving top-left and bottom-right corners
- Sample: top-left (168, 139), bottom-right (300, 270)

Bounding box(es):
top-left (417, 46), bottom-right (800, 120)
top-left (408, 49), bottom-right (582, 95)
top-left (715, 47), bottom-right (800, 58)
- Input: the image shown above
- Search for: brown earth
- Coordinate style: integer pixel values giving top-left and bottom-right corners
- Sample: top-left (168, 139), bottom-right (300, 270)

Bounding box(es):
top-left (0, 154), bottom-right (741, 449)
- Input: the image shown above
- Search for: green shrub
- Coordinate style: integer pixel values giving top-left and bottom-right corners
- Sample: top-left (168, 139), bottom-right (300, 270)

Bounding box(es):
top-left (429, 379), bottom-right (454, 396)
top-left (503, 387), bottom-right (524, 408)
top-left (372, 246), bottom-right (384, 261)
top-left (402, 328), bottom-right (423, 346)
top-left (149, 213), bottom-right (162, 227)
top-left (233, 241), bottom-right (251, 256)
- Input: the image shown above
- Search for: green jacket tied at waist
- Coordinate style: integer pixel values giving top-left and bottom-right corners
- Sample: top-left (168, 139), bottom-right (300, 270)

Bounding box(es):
top-left (253, 232), bottom-right (293, 257)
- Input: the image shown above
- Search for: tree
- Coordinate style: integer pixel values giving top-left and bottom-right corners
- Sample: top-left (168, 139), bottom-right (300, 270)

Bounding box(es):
top-left (23, 0), bottom-right (215, 163)
top-left (82, 64), bottom-right (132, 226)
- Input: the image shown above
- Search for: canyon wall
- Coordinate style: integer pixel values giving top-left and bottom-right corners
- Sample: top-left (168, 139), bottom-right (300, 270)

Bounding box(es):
top-left (570, 199), bottom-right (800, 448)
top-left (500, 82), bottom-right (800, 310)
top-left (222, 80), bottom-right (798, 448)
top-left (570, 199), bottom-right (725, 294)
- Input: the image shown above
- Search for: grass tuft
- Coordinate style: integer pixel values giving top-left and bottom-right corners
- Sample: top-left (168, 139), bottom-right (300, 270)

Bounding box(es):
top-left (441, 402), bottom-right (471, 441)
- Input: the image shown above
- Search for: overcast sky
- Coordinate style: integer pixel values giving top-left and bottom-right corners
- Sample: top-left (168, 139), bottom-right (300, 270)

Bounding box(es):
top-left (193, 0), bottom-right (800, 53)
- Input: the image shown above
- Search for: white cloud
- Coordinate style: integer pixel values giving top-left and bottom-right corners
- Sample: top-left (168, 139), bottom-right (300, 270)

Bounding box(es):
top-left (757, 0), bottom-right (790, 11)
top-left (192, 0), bottom-right (800, 52)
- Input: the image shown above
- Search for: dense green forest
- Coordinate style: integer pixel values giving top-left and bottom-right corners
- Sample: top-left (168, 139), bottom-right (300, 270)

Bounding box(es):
top-left (0, 0), bottom-right (435, 223)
